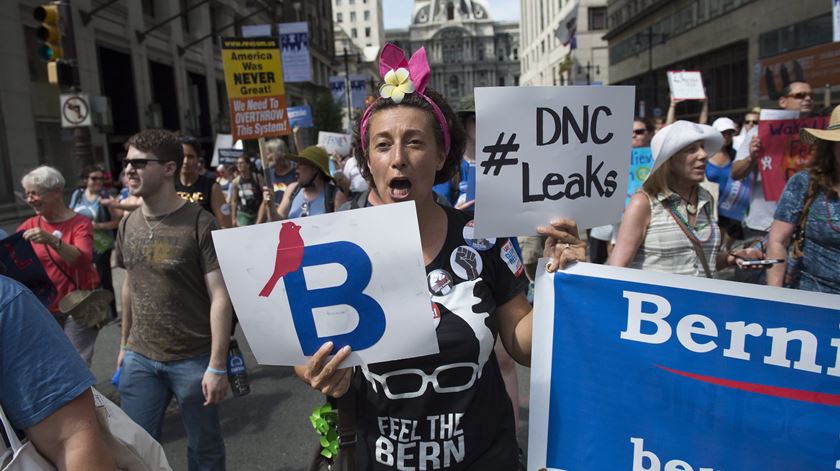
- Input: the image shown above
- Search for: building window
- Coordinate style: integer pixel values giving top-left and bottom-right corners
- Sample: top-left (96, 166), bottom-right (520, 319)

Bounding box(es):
top-left (351, 28), bottom-right (357, 38)
top-left (336, 0), bottom-right (341, 4)
top-left (365, 27), bottom-right (370, 37)
top-left (349, 0), bottom-right (354, 4)
top-left (513, 48), bottom-right (518, 60)
top-left (498, 77), bottom-right (505, 86)
top-left (350, 12), bottom-right (356, 21)
top-left (364, 10), bottom-right (370, 21)
top-left (588, 7), bottom-right (607, 30)
top-left (142, 0), bottom-right (155, 17)
top-left (337, 12), bottom-right (342, 22)
top-left (447, 2), bottom-right (454, 20)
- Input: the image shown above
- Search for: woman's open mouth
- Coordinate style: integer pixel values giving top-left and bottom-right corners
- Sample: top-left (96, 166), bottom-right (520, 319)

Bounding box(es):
top-left (388, 177), bottom-right (412, 200)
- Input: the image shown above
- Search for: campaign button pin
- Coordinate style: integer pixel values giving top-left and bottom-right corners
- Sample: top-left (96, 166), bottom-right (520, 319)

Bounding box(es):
top-left (431, 301), bottom-right (441, 329)
top-left (450, 245), bottom-right (483, 281)
top-left (462, 220), bottom-right (496, 251)
top-left (427, 269), bottom-right (454, 296)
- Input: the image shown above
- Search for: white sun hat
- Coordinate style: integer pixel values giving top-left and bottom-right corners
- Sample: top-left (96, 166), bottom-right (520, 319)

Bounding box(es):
top-left (712, 117), bottom-right (737, 133)
top-left (650, 120), bottom-right (724, 175)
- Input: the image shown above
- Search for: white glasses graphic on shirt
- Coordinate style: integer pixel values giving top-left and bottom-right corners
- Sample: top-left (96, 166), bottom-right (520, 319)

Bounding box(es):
top-left (360, 362), bottom-right (480, 400)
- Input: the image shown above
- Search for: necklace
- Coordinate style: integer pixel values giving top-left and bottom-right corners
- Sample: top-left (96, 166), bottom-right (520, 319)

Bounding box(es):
top-left (667, 198), bottom-right (713, 243)
top-left (669, 186), bottom-right (697, 215)
top-left (825, 193), bottom-right (840, 234)
top-left (142, 206), bottom-right (178, 240)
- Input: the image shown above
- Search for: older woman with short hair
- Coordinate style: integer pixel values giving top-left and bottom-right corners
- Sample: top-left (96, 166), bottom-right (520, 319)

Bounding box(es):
top-left (18, 165), bottom-right (102, 366)
top-left (610, 121), bottom-right (761, 276)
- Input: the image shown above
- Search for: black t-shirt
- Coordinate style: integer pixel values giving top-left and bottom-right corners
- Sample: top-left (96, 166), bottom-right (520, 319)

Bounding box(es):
top-left (176, 174), bottom-right (216, 213)
top-left (351, 205), bottom-right (528, 470)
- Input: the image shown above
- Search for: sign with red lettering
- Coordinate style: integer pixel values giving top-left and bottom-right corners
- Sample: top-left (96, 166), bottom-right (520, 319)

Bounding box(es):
top-left (222, 37), bottom-right (290, 140)
top-left (757, 116), bottom-right (828, 201)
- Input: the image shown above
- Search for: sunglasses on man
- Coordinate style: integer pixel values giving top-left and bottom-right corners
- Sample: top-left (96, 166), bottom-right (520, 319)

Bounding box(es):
top-left (632, 129), bottom-right (648, 136)
top-left (786, 92), bottom-right (812, 100)
top-left (123, 158), bottom-right (169, 169)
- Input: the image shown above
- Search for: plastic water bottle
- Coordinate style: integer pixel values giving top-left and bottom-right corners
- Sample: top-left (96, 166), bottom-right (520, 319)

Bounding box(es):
top-left (227, 339), bottom-right (250, 397)
top-left (111, 366), bottom-right (123, 387)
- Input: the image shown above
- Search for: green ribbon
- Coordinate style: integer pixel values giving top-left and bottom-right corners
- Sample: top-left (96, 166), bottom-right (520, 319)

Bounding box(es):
top-left (309, 402), bottom-right (339, 459)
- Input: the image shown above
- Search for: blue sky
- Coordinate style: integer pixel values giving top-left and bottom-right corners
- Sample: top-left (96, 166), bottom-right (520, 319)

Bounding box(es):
top-left (382, 0), bottom-right (521, 29)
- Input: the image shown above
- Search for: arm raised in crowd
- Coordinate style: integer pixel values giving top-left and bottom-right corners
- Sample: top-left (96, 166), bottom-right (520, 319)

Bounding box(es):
top-left (731, 135), bottom-right (760, 180)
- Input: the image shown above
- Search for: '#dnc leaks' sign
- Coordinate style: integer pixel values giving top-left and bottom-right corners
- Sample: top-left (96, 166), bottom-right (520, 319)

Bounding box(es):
top-left (473, 86), bottom-right (634, 238)
top-left (212, 202), bottom-right (438, 367)
top-left (528, 263), bottom-right (840, 471)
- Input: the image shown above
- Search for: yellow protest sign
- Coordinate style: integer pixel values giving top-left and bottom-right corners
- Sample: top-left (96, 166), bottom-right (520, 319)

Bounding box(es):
top-left (222, 37), bottom-right (290, 140)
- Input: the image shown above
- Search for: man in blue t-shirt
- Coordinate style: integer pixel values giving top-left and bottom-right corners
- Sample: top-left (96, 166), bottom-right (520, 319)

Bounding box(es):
top-left (0, 274), bottom-right (114, 469)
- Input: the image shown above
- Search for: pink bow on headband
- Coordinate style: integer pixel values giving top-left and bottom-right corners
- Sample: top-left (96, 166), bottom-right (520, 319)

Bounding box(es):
top-left (360, 44), bottom-right (451, 155)
top-left (379, 44), bottom-right (431, 95)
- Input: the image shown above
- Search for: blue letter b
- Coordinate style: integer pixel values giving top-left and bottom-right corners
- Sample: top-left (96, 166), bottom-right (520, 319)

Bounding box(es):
top-left (284, 241), bottom-right (386, 355)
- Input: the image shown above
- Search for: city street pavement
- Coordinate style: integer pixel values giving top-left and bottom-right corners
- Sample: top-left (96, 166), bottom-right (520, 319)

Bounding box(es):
top-left (91, 267), bottom-right (532, 470)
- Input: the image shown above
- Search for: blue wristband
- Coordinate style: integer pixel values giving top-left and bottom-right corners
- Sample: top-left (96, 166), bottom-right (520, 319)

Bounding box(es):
top-left (206, 367), bottom-right (227, 375)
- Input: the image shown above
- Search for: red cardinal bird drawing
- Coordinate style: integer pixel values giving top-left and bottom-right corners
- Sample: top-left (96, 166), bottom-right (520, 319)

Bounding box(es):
top-left (259, 221), bottom-right (304, 297)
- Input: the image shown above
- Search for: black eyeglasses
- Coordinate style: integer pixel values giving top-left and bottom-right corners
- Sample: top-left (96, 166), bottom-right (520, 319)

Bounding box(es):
top-left (632, 129), bottom-right (647, 136)
top-left (786, 92), bottom-right (812, 100)
top-left (300, 201), bottom-right (309, 217)
top-left (123, 158), bottom-right (165, 169)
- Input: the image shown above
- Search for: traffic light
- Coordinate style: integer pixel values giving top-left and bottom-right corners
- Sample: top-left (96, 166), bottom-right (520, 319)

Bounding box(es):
top-left (33, 4), bottom-right (62, 61)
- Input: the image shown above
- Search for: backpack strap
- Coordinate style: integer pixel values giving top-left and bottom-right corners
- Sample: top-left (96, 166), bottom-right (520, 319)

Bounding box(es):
top-left (324, 182), bottom-right (336, 213)
top-left (69, 188), bottom-right (81, 209)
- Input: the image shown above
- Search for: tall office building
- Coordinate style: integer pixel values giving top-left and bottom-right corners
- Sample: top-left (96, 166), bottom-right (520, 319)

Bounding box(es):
top-left (333, 0), bottom-right (386, 58)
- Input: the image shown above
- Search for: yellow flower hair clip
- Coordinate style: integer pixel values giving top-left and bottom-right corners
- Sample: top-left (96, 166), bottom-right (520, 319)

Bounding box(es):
top-left (379, 67), bottom-right (415, 104)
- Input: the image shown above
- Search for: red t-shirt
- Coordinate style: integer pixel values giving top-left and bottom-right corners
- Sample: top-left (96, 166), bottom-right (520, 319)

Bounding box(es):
top-left (17, 214), bottom-right (99, 313)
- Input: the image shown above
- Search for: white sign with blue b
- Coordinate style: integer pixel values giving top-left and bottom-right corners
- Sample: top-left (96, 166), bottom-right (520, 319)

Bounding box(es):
top-left (212, 202), bottom-right (439, 367)
top-left (528, 262), bottom-right (840, 471)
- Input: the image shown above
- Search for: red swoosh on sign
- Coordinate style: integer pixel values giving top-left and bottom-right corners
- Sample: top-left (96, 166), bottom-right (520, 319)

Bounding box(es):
top-left (655, 365), bottom-right (840, 407)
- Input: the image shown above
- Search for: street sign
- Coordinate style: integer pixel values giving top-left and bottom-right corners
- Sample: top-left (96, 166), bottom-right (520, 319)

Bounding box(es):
top-left (60, 93), bottom-right (91, 128)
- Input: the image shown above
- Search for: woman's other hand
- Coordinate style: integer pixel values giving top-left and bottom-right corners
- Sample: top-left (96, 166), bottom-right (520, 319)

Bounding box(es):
top-left (538, 218), bottom-right (585, 272)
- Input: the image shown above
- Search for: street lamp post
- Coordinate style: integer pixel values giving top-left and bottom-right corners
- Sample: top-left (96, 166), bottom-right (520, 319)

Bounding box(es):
top-left (636, 27), bottom-right (667, 116)
top-left (343, 47), bottom-right (353, 127)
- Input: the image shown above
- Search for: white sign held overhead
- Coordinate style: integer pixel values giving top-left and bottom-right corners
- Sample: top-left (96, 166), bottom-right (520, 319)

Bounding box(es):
top-left (212, 202), bottom-right (438, 367)
top-left (60, 94), bottom-right (92, 128)
top-left (317, 131), bottom-right (352, 157)
top-left (666, 70), bottom-right (706, 100)
top-left (473, 86), bottom-right (634, 238)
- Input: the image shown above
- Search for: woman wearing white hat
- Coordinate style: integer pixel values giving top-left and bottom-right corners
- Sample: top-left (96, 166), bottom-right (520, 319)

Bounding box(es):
top-left (766, 105), bottom-right (840, 293)
top-left (610, 121), bottom-right (761, 277)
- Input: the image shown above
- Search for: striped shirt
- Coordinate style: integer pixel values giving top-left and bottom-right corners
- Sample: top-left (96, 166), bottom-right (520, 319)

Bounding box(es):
top-left (629, 188), bottom-right (721, 277)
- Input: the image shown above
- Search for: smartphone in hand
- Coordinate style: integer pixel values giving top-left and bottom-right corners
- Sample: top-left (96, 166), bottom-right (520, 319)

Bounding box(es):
top-left (737, 258), bottom-right (785, 268)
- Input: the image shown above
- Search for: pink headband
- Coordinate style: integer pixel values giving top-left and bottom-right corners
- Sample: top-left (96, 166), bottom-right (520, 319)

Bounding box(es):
top-left (359, 44), bottom-right (451, 155)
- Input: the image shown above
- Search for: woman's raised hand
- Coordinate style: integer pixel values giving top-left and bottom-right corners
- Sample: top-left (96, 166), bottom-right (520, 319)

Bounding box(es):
top-left (537, 218), bottom-right (586, 272)
top-left (299, 342), bottom-right (354, 398)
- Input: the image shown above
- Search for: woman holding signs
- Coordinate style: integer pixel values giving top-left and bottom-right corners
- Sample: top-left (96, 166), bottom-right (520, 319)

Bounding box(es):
top-left (766, 105), bottom-right (840, 293)
top-left (610, 121), bottom-right (762, 276)
top-left (294, 44), bottom-right (584, 470)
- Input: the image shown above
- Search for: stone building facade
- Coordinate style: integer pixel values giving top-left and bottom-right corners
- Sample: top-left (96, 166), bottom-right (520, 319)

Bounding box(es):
top-left (385, 0), bottom-right (520, 104)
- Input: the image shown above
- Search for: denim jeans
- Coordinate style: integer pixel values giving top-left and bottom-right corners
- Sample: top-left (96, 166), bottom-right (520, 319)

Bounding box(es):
top-left (119, 350), bottom-right (225, 471)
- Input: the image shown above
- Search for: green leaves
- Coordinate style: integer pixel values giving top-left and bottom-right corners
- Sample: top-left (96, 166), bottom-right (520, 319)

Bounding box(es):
top-left (310, 402), bottom-right (340, 461)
